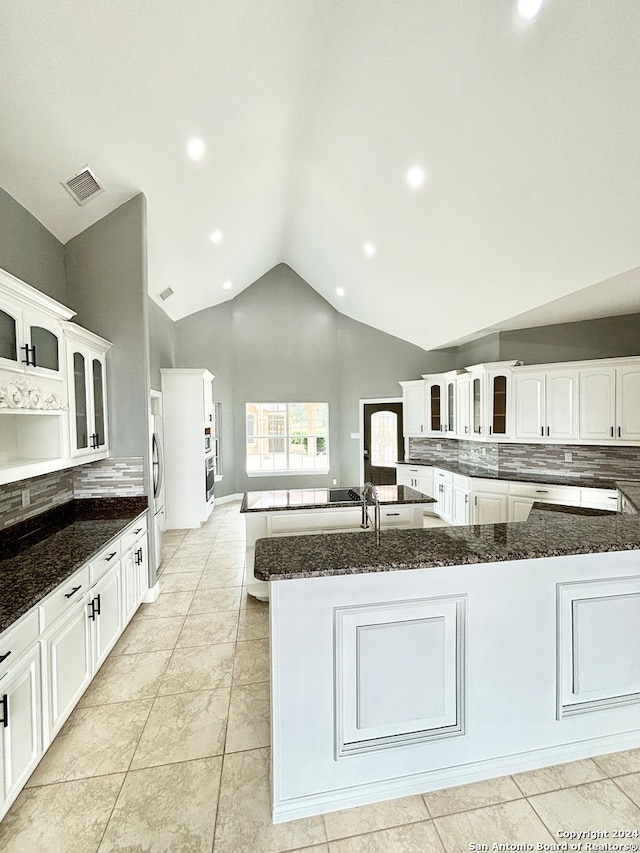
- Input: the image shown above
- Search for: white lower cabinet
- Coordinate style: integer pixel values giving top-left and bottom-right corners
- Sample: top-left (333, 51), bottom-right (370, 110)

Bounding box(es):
top-left (0, 513), bottom-right (148, 821)
top-left (121, 532), bottom-right (149, 625)
top-left (451, 475), bottom-right (471, 525)
top-left (470, 482), bottom-right (509, 524)
top-left (433, 468), bottom-right (453, 522)
top-left (88, 562), bottom-right (123, 673)
top-left (0, 644), bottom-right (42, 812)
top-left (42, 598), bottom-right (92, 742)
top-left (508, 496), bottom-right (534, 522)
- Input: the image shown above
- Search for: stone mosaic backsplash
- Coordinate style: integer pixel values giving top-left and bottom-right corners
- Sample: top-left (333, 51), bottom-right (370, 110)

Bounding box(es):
top-left (0, 469), bottom-right (74, 531)
top-left (407, 437), bottom-right (640, 482)
top-left (72, 457), bottom-right (145, 499)
top-left (0, 457), bottom-right (145, 530)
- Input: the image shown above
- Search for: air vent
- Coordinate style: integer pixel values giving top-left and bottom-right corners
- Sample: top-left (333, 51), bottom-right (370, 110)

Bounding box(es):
top-left (158, 287), bottom-right (174, 301)
top-left (61, 166), bottom-right (105, 206)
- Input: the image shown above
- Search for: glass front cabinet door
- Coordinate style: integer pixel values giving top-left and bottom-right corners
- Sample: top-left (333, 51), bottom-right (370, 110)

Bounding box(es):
top-left (63, 323), bottom-right (111, 459)
top-left (0, 299), bottom-right (69, 380)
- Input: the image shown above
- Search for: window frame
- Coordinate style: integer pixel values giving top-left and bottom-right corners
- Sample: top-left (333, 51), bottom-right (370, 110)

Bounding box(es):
top-left (245, 402), bottom-right (330, 476)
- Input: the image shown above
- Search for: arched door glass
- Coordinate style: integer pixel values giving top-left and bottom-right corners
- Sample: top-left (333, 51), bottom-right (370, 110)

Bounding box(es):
top-left (371, 410), bottom-right (397, 467)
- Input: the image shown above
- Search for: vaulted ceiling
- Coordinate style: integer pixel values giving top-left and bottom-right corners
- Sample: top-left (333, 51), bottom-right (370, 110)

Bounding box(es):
top-left (1, 1), bottom-right (639, 351)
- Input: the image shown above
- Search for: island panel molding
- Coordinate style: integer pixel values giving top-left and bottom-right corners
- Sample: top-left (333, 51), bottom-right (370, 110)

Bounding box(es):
top-left (557, 575), bottom-right (640, 717)
top-left (334, 595), bottom-right (466, 757)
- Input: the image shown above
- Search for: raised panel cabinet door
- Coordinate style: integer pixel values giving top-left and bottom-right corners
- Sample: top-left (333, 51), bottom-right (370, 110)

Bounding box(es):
top-left (472, 492), bottom-right (507, 524)
top-left (617, 366), bottom-right (640, 441)
top-left (89, 564), bottom-right (123, 673)
top-left (508, 496), bottom-right (534, 523)
top-left (546, 370), bottom-right (579, 440)
top-left (515, 374), bottom-right (544, 439)
top-left (0, 645), bottom-right (41, 813)
top-left (452, 488), bottom-right (470, 525)
top-left (44, 601), bottom-right (92, 741)
top-left (134, 534), bottom-right (149, 604)
top-left (579, 367), bottom-right (616, 441)
top-left (401, 382), bottom-right (426, 436)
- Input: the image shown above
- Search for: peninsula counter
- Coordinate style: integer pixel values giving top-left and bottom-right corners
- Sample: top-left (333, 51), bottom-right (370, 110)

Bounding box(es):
top-left (256, 485), bottom-right (640, 823)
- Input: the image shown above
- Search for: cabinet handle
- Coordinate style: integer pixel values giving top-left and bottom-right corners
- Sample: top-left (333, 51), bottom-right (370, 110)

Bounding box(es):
top-left (0, 694), bottom-right (7, 728)
top-left (88, 594), bottom-right (101, 620)
top-left (547, 426), bottom-right (550, 437)
top-left (385, 512), bottom-right (400, 517)
top-left (474, 496), bottom-right (478, 506)
top-left (489, 426), bottom-right (492, 435)
top-left (105, 552), bottom-right (117, 562)
top-left (535, 490), bottom-right (549, 494)
top-left (540, 426), bottom-right (544, 436)
top-left (465, 495), bottom-right (469, 503)
top-left (618, 426), bottom-right (622, 438)
top-left (64, 585), bottom-right (82, 599)
top-left (611, 426), bottom-right (614, 437)
top-left (0, 651), bottom-right (11, 664)
top-left (134, 547), bottom-right (143, 565)
top-left (20, 343), bottom-right (31, 365)
top-left (133, 528), bottom-right (143, 535)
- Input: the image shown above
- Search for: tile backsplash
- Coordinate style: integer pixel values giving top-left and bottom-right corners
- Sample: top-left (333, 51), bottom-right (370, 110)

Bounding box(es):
top-left (72, 457), bottom-right (145, 499)
top-left (0, 469), bottom-right (74, 530)
top-left (0, 458), bottom-right (145, 530)
top-left (407, 437), bottom-right (640, 482)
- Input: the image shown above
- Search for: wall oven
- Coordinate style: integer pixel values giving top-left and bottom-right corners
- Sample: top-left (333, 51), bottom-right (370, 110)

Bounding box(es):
top-left (205, 454), bottom-right (215, 502)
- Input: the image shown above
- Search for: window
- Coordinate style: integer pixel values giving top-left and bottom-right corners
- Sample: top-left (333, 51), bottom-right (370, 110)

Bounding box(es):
top-left (245, 402), bottom-right (329, 474)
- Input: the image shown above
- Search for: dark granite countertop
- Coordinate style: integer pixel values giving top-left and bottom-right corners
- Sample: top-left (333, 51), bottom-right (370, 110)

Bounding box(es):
top-left (253, 483), bottom-right (640, 582)
top-left (241, 484), bottom-right (435, 512)
top-left (396, 459), bottom-right (618, 490)
top-left (0, 497), bottom-right (148, 635)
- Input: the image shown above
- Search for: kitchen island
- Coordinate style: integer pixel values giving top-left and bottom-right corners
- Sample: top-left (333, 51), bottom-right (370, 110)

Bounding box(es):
top-left (241, 484), bottom-right (434, 600)
top-left (256, 483), bottom-right (640, 823)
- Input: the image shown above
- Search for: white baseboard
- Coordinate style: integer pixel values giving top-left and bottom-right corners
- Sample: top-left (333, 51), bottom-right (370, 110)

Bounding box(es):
top-left (216, 492), bottom-right (243, 505)
top-left (272, 728), bottom-right (640, 823)
top-left (142, 582), bottom-right (160, 603)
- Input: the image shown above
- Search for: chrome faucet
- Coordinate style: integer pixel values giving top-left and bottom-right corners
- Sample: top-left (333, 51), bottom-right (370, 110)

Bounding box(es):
top-left (361, 482), bottom-right (381, 545)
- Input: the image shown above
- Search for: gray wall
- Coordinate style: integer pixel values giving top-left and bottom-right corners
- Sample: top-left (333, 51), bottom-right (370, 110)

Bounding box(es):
top-left (148, 297), bottom-right (176, 390)
top-left (175, 264), bottom-right (436, 495)
top-left (0, 187), bottom-right (66, 303)
top-left (498, 314), bottom-right (640, 365)
top-left (65, 195), bottom-right (150, 460)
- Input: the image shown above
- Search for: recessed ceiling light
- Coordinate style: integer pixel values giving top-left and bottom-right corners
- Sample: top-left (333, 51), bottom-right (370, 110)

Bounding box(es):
top-left (209, 229), bottom-right (223, 245)
top-left (406, 165), bottom-right (426, 189)
top-left (518, 0), bottom-right (543, 20)
top-left (186, 137), bottom-right (206, 161)
top-left (362, 241), bottom-right (377, 258)
top-left (222, 280), bottom-right (232, 291)
top-left (336, 287), bottom-right (345, 297)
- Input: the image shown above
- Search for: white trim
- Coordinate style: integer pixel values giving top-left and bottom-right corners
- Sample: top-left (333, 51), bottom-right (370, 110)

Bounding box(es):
top-left (0, 266), bottom-right (76, 321)
top-left (142, 582), bottom-right (160, 603)
top-left (215, 492), bottom-right (243, 505)
top-left (272, 728), bottom-right (640, 823)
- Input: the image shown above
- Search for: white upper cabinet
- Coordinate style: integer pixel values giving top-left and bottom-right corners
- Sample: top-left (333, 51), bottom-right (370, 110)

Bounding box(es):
top-left (401, 357), bottom-right (640, 447)
top-left (63, 323), bottom-right (112, 459)
top-left (515, 368), bottom-right (579, 441)
top-left (456, 373), bottom-right (471, 438)
top-left (617, 364), bottom-right (640, 441)
top-left (579, 362), bottom-right (640, 442)
top-left (424, 375), bottom-right (446, 436)
top-left (0, 269), bottom-right (74, 381)
top-left (400, 380), bottom-right (426, 436)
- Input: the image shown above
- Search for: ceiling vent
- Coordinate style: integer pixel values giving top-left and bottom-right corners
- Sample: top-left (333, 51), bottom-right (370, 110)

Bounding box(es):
top-left (61, 165), bottom-right (105, 206)
top-left (158, 287), bottom-right (174, 301)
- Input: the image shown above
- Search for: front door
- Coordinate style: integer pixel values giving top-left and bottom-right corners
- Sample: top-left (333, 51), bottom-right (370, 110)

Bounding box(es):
top-left (363, 402), bottom-right (403, 485)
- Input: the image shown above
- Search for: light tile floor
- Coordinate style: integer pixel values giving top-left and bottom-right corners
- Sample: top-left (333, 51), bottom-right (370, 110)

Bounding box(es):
top-left (2, 501), bottom-right (640, 851)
